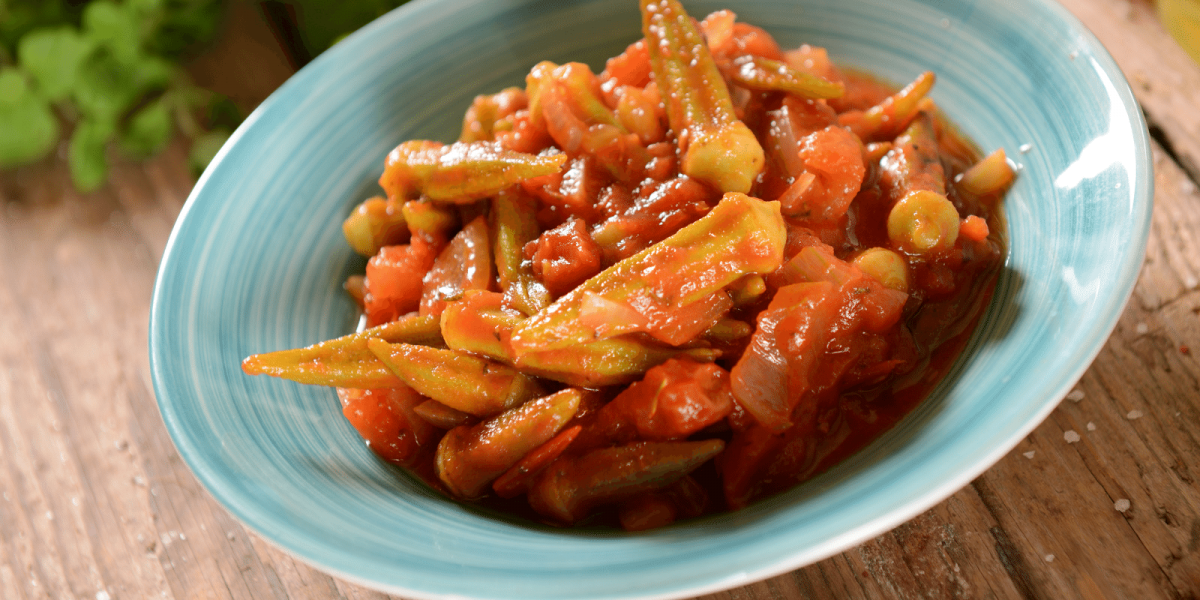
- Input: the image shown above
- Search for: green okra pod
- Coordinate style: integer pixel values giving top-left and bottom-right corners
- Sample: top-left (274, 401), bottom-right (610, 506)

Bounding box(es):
top-left (436, 388), bottom-right (582, 499)
top-left (725, 55), bottom-right (845, 99)
top-left (508, 193), bottom-right (786, 356)
top-left (241, 314), bottom-right (442, 388)
top-left (379, 140), bottom-right (567, 203)
top-left (440, 290), bottom-right (523, 362)
top-left (342, 196), bottom-right (409, 257)
top-left (888, 111), bottom-right (945, 193)
top-left (460, 87), bottom-right (527, 143)
top-left (641, 0), bottom-right (764, 194)
top-left (367, 340), bottom-right (543, 417)
top-left (517, 340), bottom-right (721, 388)
top-left (528, 439), bottom-right (725, 523)
top-left (491, 191), bottom-right (551, 316)
top-left (838, 71), bottom-right (935, 142)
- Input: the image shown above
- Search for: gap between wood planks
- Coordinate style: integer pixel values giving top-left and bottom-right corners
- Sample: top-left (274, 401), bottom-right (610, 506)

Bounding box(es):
top-left (1147, 109), bottom-right (1200, 188)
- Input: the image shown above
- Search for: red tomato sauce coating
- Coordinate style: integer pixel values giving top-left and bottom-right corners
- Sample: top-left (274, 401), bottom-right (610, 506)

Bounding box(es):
top-left (251, 3), bottom-right (1012, 531)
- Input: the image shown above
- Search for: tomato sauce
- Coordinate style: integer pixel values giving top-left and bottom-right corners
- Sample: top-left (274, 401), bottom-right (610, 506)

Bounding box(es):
top-left (244, 1), bottom-right (1011, 531)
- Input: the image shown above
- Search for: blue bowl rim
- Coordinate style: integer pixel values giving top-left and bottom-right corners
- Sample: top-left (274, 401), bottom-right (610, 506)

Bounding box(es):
top-left (149, 0), bottom-right (1154, 597)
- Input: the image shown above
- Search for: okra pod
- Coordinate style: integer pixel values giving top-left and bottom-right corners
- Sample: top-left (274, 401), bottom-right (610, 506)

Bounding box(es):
top-left (443, 289), bottom-right (721, 386)
top-left (517, 340), bottom-right (721, 388)
top-left (887, 190), bottom-right (960, 254)
top-left (726, 55), bottom-right (845, 99)
top-left (552, 62), bottom-right (624, 130)
top-left (875, 112), bottom-right (960, 254)
top-left (492, 424), bottom-right (582, 498)
top-left (402, 199), bottom-right (458, 241)
top-left (879, 111), bottom-right (946, 201)
top-left (838, 71), bottom-right (935, 142)
top-left (342, 196), bottom-right (409, 257)
top-left (728, 273), bottom-right (767, 306)
top-left (367, 340), bottom-right (543, 417)
top-left (528, 439), bottom-right (725, 524)
top-left (413, 400), bottom-right (474, 430)
top-left (460, 87), bottom-right (527, 143)
top-left (955, 148), bottom-right (1014, 197)
top-left (436, 388), bottom-right (582, 498)
top-left (641, 0), bottom-right (764, 193)
top-left (508, 193), bottom-right (785, 355)
top-left (439, 290), bottom-right (523, 362)
top-left (379, 140), bottom-right (567, 203)
top-left (491, 191), bottom-right (551, 316)
top-left (702, 318), bottom-right (753, 344)
top-left (851, 248), bottom-right (910, 292)
top-left (241, 314), bottom-right (442, 388)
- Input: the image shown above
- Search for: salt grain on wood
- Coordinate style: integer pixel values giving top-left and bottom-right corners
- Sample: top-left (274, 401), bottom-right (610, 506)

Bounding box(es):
top-left (1064, 430), bottom-right (1081, 443)
top-left (1114, 499), bottom-right (1131, 512)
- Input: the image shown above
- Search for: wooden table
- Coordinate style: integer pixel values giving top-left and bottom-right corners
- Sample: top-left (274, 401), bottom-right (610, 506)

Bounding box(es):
top-left (2, 0), bottom-right (1198, 598)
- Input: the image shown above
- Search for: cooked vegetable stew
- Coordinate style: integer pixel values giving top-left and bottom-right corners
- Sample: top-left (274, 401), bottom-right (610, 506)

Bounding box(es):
top-left (243, 0), bottom-right (1012, 530)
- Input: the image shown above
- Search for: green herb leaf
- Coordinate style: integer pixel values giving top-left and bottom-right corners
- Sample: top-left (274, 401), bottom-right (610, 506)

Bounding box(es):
top-left (69, 117), bottom-right (115, 192)
top-left (119, 98), bottom-right (171, 157)
top-left (1, 0), bottom-right (243, 187)
top-left (0, 67), bottom-right (59, 168)
top-left (73, 49), bottom-right (171, 122)
top-left (188, 128), bottom-right (230, 175)
top-left (0, 68), bottom-right (32, 108)
top-left (17, 26), bottom-right (95, 102)
top-left (130, 54), bottom-right (174, 91)
top-left (83, 0), bottom-right (142, 62)
top-left (74, 51), bottom-right (137, 121)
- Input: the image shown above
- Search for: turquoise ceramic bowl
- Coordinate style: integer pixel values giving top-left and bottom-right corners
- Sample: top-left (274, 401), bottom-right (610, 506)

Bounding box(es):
top-left (149, 0), bottom-right (1151, 598)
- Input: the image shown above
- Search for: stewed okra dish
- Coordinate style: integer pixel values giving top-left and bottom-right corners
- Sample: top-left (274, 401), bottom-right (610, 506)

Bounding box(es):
top-left (243, 0), bottom-right (1014, 530)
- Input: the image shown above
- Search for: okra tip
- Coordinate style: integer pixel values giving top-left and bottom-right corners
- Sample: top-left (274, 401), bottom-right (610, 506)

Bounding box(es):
top-left (684, 122), bottom-right (765, 195)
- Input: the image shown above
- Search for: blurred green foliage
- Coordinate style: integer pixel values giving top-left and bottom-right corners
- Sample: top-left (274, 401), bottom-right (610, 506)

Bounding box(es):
top-left (0, 0), bottom-right (406, 192)
top-left (0, 0), bottom-right (233, 191)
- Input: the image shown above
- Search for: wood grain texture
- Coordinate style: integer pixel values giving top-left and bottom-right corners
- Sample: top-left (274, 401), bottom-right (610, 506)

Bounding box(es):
top-left (1, 0), bottom-right (1198, 598)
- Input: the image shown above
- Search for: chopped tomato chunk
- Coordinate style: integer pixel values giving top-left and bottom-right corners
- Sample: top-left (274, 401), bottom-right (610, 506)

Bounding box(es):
top-left (528, 217), bottom-right (604, 297)
top-left (364, 237), bottom-right (438, 326)
top-left (339, 387), bottom-right (439, 467)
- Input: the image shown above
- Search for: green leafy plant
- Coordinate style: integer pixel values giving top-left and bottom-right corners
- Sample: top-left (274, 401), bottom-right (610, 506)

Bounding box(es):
top-left (0, 0), bottom-right (231, 191)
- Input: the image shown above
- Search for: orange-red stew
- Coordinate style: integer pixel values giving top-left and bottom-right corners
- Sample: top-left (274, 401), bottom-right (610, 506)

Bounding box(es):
top-left (243, 0), bottom-right (1011, 531)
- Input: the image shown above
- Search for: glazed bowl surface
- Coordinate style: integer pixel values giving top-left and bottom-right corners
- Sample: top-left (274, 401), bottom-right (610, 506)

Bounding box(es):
top-left (149, 0), bottom-right (1152, 598)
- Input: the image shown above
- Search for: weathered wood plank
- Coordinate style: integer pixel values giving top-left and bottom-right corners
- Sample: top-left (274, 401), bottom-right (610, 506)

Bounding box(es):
top-left (0, 160), bottom-right (177, 600)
